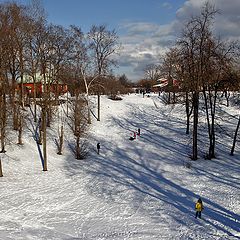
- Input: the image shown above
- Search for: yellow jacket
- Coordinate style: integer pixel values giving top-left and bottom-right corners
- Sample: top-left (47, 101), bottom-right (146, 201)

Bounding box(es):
top-left (195, 202), bottom-right (203, 211)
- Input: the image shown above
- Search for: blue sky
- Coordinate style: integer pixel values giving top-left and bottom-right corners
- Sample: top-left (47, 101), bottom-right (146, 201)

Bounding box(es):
top-left (37, 0), bottom-right (185, 32)
top-left (1, 0), bottom-right (240, 81)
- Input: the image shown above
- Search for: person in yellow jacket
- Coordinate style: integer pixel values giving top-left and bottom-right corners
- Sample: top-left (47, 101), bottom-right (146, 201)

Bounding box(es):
top-left (195, 198), bottom-right (204, 219)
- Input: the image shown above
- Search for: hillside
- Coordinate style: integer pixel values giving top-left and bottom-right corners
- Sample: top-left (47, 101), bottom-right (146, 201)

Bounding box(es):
top-left (0, 93), bottom-right (240, 240)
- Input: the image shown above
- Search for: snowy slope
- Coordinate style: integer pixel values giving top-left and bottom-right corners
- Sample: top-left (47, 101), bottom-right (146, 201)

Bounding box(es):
top-left (0, 93), bottom-right (240, 240)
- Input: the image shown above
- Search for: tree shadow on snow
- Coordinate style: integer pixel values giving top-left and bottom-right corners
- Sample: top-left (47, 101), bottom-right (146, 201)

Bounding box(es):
top-left (63, 98), bottom-right (240, 238)
top-left (66, 139), bottom-right (240, 238)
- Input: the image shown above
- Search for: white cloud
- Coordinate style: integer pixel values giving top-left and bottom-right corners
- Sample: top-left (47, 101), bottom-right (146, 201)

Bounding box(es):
top-left (116, 21), bottom-right (176, 81)
top-left (162, 2), bottom-right (173, 10)
top-left (176, 0), bottom-right (205, 18)
top-left (119, 22), bottom-right (159, 35)
top-left (176, 0), bottom-right (240, 40)
top-left (115, 0), bottom-right (240, 81)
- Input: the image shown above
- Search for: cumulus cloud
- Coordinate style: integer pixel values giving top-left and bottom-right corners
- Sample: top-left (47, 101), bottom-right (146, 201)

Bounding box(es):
top-left (176, 0), bottom-right (205, 19)
top-left (115, 0), bottom-right (240, 81)
top-left (176, 0), bottom-right (240, 40)
top-left (117, 21), bottom-right (176, 81)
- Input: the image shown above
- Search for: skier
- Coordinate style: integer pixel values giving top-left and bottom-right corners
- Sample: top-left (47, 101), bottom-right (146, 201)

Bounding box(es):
top-left (97, 143), bottom-right (100, 154)
top-left (195, 198), bottom-right (204, 219)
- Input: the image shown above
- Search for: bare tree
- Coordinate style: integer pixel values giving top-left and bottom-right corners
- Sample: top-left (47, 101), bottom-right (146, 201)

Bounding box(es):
top-left (177, 2), bottom-right (240, 160)
top-left (0, 1), bottom-right (121, 165)
top-left (0, 3), bottom-right (23, 130)
top-left (68, 93), bottom-right (88, 160)
top-left (160, 48), bottom-right (181, 104)
top-left (87, 25), bottom-right (120, 122)
top-left (161, 48), bottom-right (194, 133)
top-left (144, 64), bottom-right (160, 81)
top-left (68, 26), bottom-right (93, 122)
top-left (36, 23), bottom-right (53, 171)
top-left (25, 18), bottom-right (46, 122)
top-left (202, 40), bottom-right (237, 159)
top-left (177, 2), bottom-right (218, 160)
top-left (69, 25), bottom-right (120, 123)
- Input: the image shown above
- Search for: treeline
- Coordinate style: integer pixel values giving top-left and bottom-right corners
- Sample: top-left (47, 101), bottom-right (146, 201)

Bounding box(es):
top-left (0, 1), bottom-right (132, 167)
top-left (143, 3), bottom-right (240, 160)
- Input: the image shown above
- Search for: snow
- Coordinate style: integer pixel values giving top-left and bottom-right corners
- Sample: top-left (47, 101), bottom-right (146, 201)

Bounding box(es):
top-left (0, 93), bottom-right (240, 240)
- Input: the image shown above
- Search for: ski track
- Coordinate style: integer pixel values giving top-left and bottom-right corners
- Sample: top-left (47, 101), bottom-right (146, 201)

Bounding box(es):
top-left (0, 94), bottom-right (240, 239)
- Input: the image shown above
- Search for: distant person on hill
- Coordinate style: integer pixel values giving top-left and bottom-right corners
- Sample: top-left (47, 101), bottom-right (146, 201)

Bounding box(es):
top-left (129, 131), bottom-right (136, 140)
top-left (97, 143), bottom-right (100, 154)
top-left (137, 128), bottom-right (140, 136)
top-left (195, 198), bottom-right (204, 219)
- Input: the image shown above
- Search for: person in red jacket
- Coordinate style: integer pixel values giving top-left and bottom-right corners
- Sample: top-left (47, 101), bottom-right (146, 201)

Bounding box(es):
top-left (195, 198), bottom-right (204, 219)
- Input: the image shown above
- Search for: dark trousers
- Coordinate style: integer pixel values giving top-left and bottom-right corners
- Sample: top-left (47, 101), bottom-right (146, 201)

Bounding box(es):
top-left (195, 211), bottom-right (201, 218)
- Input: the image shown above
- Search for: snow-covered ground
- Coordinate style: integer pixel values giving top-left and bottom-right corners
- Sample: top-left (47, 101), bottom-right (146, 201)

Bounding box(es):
top-left (0, 93), bottom-right (240, 240)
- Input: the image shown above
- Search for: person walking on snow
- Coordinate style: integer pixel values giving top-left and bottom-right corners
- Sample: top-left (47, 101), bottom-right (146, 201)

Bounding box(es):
top-left (137, 128), bottom-right (140, 136)
top-left (195, 198), bottom-right (204, 219)
top-left (97, 143), bottom-right (100, 154)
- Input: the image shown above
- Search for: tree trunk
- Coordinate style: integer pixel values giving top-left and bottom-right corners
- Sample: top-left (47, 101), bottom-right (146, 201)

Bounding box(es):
top-left (231, 115), bottom-right (240, 156)
top-left (87, 98), bottom-right (91, 124)
top-left (186, 115), bottom-right (190, 135)
top-left (82, 74), bottom-right (91, 124)
top-left (76, 135), bottom-right (81, 159)
top-left (0, 92), bottom-right (6, 153)
top-left (47, 82), bottom-right (51, 127)
top-left (38, 128), bottom-right (43, 145)
top-left (33, 77), bottom-right (37, 122)
top-left (0, 124), bottom-right (6, 153)
top-left (19, 47), bottom-right (25, 108)
top-left (13, 102), bottom-right (19, 131)
top-left (185, 92), bottom-right (192, 135)
top-left (0, 158), bottom-right (3, 177)
top-left (224, 90), bottom-right (230, 107)
top-left (57, 125), bottom-right (64, 155)
top-left (203, 88), bottom-right (217, 159)
top-left (192, 91), bottom-right (199, 160)
top-left (42, 104), bottom-right (47, 171)
top-left (66, 91), bottom-right (69, 117)
top-left (18, 115), bottom-right (23, 145)
top-left (97, 93), bottom-right (100, 121)
top-left (42, 68), bottom-right (48, 171)
top-left (208, 112), bottom-right (216, 159)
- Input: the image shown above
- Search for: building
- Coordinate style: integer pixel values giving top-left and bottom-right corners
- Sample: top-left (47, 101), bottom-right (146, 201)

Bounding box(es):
top-left (153, 78), bottom-right (180, 92)
top-left (17, 73), bottom-right (68, 97)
